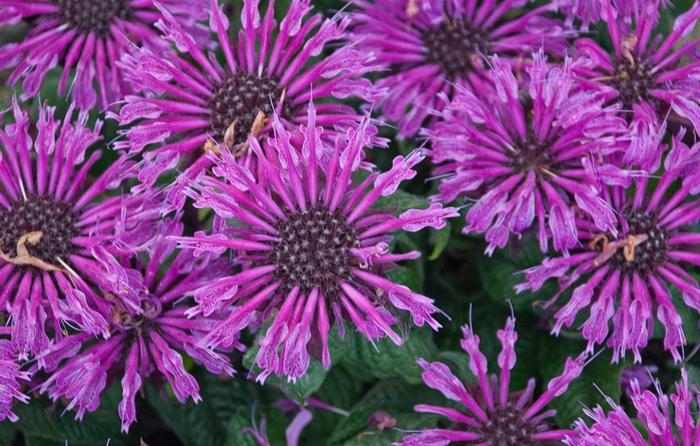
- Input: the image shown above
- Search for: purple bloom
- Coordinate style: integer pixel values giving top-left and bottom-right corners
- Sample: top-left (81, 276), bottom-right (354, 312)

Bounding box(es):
top-left (0, 338), bottom-right (31, 422)
top-left (567, 368), bottom-right (700, 445)
top-left (396, 316), bottom-right (585, 445)
top-left (36, 217), bottom-right (236, 432)
top-left (349, 0), bottom-right (568, 138)
top-left (428, 52), bottom-right (624, 255)
top-left (517, 129), bottom-right (700, 363)
top-left (112, 0), bottom-right (382, 203)
top-left (0, 0), bottom-right (207, 110)
top-left (620, 365), bottom-right (657, 396)
top-left (174, 101), bottom-right (457, 382)
top-left (573, 0), bottom-right (700, 147)
top-left (0, 99), bottom-right (151, 360)
top-left (560, 0), bottom-right (669, 30)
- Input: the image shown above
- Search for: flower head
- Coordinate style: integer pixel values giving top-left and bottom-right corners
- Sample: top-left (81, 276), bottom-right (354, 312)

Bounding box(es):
top-left (174, 101), bottom-right (457, 382)
top-left (112, 0), bottom-right (382, 203)
top-left (567, 368), bottom-right (699, 446)
top-left (396, 316), bottom-right (586, 446)
top-left (0, 99), bottom-right (154, 360)
top-left (428, 52), bottom-right (624, 255)
top-left (0, 0), bottom-right (207, 110)
top-left (37, 217), bottom-right (235, 432)
top-left (350, 0), bottom-right (568, 138)
top-left (517, 129), bottom-right (700, 363)
top-left (572, 0), bottom-right (700, 156)
top-left (0, 338), bottom-right (31, 422)
top-left (560, 0), bottom-right (670, 30)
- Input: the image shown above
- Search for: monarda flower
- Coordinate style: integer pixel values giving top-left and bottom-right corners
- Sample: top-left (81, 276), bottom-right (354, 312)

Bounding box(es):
top-left (0, 99), bottom-right (152, 360)
top-left (0, 337), bottom-right (31, 422)
top-left (0, 0), bottom-right (207, 110)
top-left (349, 0), bottom-right (568, 138)
top-left (396, 316), bottom-right (586, 446)
top-left (566, 368), bottom-right (699, 445)
top-left (37, 217), bottom-right (236, 433)
top-left (174, 102), bottom-right (456, 382)
top-left (517, 129), bottom-right (700, 363)
top-left (560, 0), bottom-right (670, 30)
top-left (112, 0), bottom-right (381, 200)
top-left (573, 0), bottom-right (700, 150)
top-left (428, 53), bottom-right (622, 255)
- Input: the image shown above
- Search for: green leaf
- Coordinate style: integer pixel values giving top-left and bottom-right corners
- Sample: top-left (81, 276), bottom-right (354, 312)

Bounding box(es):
top-left (327, 380), bottom-right (440, 446)
top-left (538, 336), bottom-right (624, 427)
top-left (0, 422), bottom-right (17, 446)
top-left (477, 238), bottom-right (555, 311)
top-left (341, 326), bottom-right (438, 384)
top-left (428, 222), bottom-right (451, 260)
top-left (223, 408), bottom-right (259, 446)
top-left (375, 190), bottom-right (427, 214)
top-left (280, 359), bottom-right (328, 402)
top-left (13, 390), bottom-right (128, 446)
top-left (340, 413), bottom-right (435, 446)
top-left (145, 384), bottom-right (226, 446)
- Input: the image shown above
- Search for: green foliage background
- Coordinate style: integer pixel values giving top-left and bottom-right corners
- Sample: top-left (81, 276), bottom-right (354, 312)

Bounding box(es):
top-left (0, 0), bottom-right (699, 445)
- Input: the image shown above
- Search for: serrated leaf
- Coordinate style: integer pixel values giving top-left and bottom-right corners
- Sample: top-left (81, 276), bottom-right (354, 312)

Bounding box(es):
top-left (13, 393), bottom-right (128, 446)
top-left (145, 384), bottom-right (226, 446)
top-left (327, 380), bottom-right (440, 446)
top-left (341, 413), bottom-right (435, 446)
top-left (538, 336), bottom-right (624, 427)
top-left (341, 327), bottom-right (438, 384)
top-left (280, 359), bottom-right (328, 402)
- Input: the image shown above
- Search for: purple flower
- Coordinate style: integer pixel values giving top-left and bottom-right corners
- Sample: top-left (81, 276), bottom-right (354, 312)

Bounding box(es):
top-left (36, 217), bottom-right (236, 432)
top-left (567, 368), bottom-right (699, 445)
top-left (0, 99), bottom-right (152, 360)
top-left (573, 0), bottom-right (700, 145)
top-left (428, 52), bottom-right (624, 255)
top-left (396, 316), bottom-right (585, 445)
top-left (0, 338), bottom-right (31, 422)
top-left (111, 0), bottom-right (382, 202)
top-left (349, 0), bottom-right (568, 138)
top-left (560, 0), bottom-right (669, 30)
top-left (174, 101), bottom-right (457, 382)
top-left (517, 130), bottom-right (700, 363)
top-left (0, 0), bottom-right (207, 110)
top-left (620, 365), bottom-right (658, 396)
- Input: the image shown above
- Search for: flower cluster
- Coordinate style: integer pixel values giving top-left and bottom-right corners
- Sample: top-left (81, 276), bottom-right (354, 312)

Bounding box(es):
top-left (567, 367), bottom-right (700, 445)
top-left (2, 0), bottom-right (700, 443)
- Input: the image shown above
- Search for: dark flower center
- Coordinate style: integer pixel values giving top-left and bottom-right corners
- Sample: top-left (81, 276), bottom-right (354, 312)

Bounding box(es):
top-left (0, 194), bottom-right (80, 266)
top-left (613, 211), bottom-right (668, 274)
top-left (268, 207), bottom-right (360, 298)
top-left (208, 72), bottom-right (285, 146)
top-left (611, 57), bottom-right (655, 109)
top-left (114, 297), bottom-right (162, 334)
top-left (476, 403), bottom-right (539, 446)
top-left (55, 0), bottom-right (130, 35)
top-left (510, 132), bottom-right (554, 174)
top-left (423, 19), bottom-right (489, 78)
